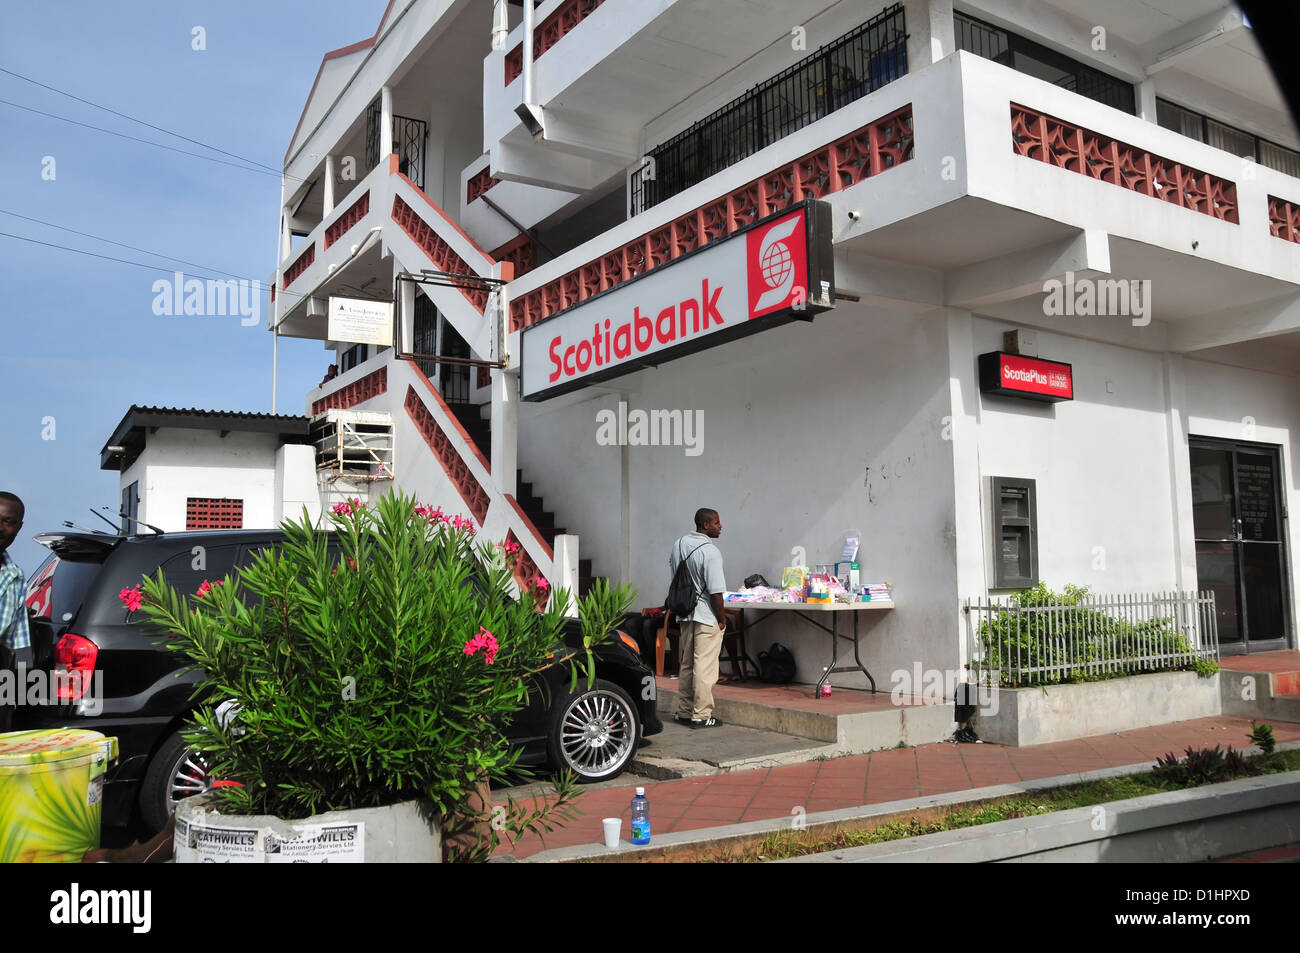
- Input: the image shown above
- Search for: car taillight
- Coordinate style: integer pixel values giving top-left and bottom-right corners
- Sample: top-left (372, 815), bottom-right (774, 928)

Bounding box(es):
top-left (54, 633), bottom-right (97, 702)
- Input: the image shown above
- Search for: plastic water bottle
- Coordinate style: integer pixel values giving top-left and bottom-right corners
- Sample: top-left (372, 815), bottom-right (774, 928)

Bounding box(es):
top-left (631, 787), bottom-right (651, 845)
top-left (821, 668), bottom-right (832, 697)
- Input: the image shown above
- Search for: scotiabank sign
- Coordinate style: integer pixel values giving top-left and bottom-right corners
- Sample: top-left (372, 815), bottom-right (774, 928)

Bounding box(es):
top-left (978, 351), bottom-right (1074, 402)
top-left (521, 201), bottom-right (834, 400)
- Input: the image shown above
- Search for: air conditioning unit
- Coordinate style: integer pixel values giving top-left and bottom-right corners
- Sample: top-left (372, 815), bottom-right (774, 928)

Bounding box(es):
top-left (310, 409), bottom-right (394, 482)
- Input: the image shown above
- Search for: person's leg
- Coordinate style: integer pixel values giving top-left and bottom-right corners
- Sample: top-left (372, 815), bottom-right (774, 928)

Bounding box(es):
top-left (692, 622), bottom-right (724, 720)
top-left (676, 621), bottom-right (697, 720)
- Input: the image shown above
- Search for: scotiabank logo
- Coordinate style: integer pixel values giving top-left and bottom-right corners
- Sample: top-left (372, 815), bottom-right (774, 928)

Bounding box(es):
top-left (547, 280), bottom-right (725, 383)
top-left (747, 209), bottom-right (807, 319)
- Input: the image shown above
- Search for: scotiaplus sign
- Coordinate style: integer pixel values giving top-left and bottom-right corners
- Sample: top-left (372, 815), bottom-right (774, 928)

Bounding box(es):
top-left (521, 200), bottom-right (834, 400)
top-left (978, 351), bottom-right (1074, 402)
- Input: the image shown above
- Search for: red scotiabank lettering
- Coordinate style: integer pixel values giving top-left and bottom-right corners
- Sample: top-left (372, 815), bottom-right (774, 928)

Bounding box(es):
top-left (547, 279), bottom-right (725, 383)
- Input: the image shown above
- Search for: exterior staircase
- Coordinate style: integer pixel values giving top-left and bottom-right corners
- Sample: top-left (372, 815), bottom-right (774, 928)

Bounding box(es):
top-left (446, 400), bottom-right (600, 597)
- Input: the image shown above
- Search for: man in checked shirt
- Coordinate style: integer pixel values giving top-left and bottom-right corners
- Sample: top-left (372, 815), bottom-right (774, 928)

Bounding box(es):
top-left (0, 491), bottom-right (32, 733)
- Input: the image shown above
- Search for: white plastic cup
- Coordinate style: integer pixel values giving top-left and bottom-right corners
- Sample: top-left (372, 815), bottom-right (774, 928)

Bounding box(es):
top-left (602, 817), bottom-right (622, 848)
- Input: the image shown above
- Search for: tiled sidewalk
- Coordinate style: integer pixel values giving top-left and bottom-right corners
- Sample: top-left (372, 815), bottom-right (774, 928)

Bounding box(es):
top-left (498, 714), bottom-right (1300, 860)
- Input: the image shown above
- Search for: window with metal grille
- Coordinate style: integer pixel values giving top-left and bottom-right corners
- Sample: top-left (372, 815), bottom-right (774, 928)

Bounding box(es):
top-left (1157, 97), bottom-right (1300, 177)
top-left (955, 12), bottom-right (1135, 114)
top-left (186, 498), bottom-right (244, 530)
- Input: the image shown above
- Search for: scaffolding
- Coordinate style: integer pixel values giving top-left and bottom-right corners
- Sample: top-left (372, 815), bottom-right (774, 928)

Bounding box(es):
top-left (311, 409), bottom-right (394, 482)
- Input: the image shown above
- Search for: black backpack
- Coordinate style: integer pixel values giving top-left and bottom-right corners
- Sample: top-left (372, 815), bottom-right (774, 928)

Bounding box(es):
top-left (665, 541), bottom-right (709, 618)
top-left (758, 642), bottom-right (796, 684)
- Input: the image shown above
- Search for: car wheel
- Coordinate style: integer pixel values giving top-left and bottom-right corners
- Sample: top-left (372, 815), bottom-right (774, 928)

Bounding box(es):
top-left (546, 679), bottom-right (640, 783)
top-left (139, 730), bottom-right (211, 834)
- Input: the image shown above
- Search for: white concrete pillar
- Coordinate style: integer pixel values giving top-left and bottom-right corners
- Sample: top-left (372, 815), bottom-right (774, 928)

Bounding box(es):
top-left (491, 368), bottom-right (518, 497)
top-left (620, 439), bottom-right (630, 585)
top-left (380, 86), bottom-right (394, 163)
top-left (279, 204), bottom-right (292, 261)
top-left (905, 0), bottom-right (956, 69)
top-left (399, 279), bottom-right (416, 354)
top-left (492, 0), bottom-right (509, 51)
top-left (1137, 78), bottom-right (1158, 122)
top-left (553, 534), bottom-right (580, 618)
top-left (1162, 354), bottom-right (1198, 593)
top-left (945, 307), bottom-right (988, 668)
top-left (323, 154), bottom-right (336, 215)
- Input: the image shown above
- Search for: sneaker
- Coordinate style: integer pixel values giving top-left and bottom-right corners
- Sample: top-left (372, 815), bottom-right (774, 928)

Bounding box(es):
top-left (690, 716), bottom-right (722, 729)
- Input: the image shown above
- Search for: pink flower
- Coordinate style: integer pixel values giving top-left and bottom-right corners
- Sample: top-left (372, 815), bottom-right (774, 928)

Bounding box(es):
top-left (414, 504), bottom-right (445, 523)
top-left (119, 585), bottom-right (143, 612)
top-left (503, 540), bottom-right (520, 556)
top-left (197, 579), bottom-right (225, 598)
top-left (532, 576), bottom-right (550, 592)
top-left (332, 500), bottom-right (353, 516)
top-left (463, 626), bottom-right (500, 665)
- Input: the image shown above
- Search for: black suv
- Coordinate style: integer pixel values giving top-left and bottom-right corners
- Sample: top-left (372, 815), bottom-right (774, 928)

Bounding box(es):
top-left (19, 528), bottom-right (661, 834)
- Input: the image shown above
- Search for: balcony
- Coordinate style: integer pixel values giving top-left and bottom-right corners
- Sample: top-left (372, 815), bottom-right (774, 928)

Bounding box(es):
top-left (273, 155), bottom-right (502, 363)
top-left (501, 48), bottom-right (1300, 367)
top-left (631, 5), bottom-right (907, 214)
top-left (482, 0), bottom-right (860, 194)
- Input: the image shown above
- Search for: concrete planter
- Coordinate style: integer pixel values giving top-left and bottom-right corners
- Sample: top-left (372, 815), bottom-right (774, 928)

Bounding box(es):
top-left (976, 670), bottom-right (1221, 747)
top-left (174, 793), bottom-right (441, 863)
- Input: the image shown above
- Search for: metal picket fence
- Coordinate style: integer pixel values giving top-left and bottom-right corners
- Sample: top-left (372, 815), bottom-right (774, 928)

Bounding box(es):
top-left (963, 590), bottom-right (1219, 688)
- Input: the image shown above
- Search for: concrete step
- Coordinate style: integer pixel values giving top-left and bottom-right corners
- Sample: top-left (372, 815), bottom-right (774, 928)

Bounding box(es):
top-left (631, 719), bottom-right (832, 778)
top-left (655, 682), bottom-right (955, 757)
top-left (1219, 668), bottom-right (1300, 723)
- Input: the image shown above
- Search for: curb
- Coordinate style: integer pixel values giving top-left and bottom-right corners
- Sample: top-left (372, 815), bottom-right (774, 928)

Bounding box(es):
top-left (520, 738), bottom-right (1300, 863)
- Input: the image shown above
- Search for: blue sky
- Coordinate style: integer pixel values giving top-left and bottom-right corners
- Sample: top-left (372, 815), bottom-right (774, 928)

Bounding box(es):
top-left (1, 1), bottom-right (386, 574)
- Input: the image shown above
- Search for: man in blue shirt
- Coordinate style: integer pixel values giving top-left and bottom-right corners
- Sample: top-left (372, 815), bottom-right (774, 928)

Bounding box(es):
top-left (0, 491), bottom-right (31, 732)
top-left (668, 508), bottom-right (727, 729)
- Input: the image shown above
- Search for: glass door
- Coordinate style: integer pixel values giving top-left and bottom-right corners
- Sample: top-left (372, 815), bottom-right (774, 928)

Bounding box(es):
top-left (1190, 439), bottom-right (1291, 654)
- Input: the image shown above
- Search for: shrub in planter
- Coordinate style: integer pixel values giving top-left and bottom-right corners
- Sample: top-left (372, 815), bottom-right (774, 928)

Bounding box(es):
top-left (978, 582), bottom-right (1219, 688)
top-left (133, 491), bottom-right (632, 860)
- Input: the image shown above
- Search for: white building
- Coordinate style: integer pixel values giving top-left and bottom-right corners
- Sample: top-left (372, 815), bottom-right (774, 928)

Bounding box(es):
top-left (101, 407), bottom-right (320, 533)
top-left (263, 0), bottom-right (1299, 685)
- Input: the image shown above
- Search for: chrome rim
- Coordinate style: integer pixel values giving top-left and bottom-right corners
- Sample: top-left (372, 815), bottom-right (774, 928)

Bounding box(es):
top-left (559, 690), bottom-right (636, 778)
top-left (169, 749), bottom-right (211, 812)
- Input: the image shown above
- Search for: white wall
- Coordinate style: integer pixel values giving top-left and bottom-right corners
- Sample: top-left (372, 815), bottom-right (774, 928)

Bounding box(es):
top-left (134, 431), bottom-right (283, 532)
top-left (968, 315), bottom-right (1181, 595)
top-left (275, 444), bottom-right (322, 526)
top-left (518, 299), bottom-right (963, 687)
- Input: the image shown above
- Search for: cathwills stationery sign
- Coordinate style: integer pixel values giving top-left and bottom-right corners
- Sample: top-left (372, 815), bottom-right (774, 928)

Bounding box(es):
top-left (521, 200), bottom-right (834, 400)
top-left (978, 351), bottom-right (1074, 402)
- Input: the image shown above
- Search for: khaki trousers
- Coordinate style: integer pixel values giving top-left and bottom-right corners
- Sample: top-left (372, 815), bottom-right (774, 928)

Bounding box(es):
top-left (676, 620), bottom-right (724, 720)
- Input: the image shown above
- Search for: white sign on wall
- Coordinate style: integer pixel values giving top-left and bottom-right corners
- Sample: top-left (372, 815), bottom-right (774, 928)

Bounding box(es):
top-left (328, 296), bottom-right (393, 347)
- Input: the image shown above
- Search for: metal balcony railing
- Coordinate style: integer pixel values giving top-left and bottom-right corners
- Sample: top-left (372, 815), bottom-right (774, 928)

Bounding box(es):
top-left (365, 97), bottom-right (428, 191)
top-left (629, 4), bottom-right (908, 214)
